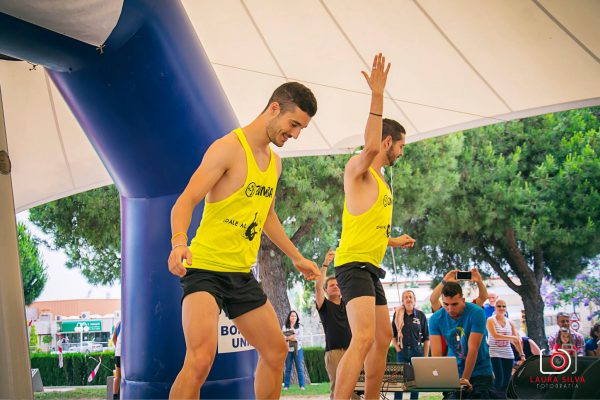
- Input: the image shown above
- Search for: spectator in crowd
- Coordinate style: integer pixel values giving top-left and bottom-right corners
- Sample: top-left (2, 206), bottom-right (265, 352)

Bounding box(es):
top-left (548, 312), bottom-right (585, 356)
top-left (585, 323), bottom-right (600, 357)
top-left (392, 290), bottom-right (429, 400)
top-left (282, 310), bottom-right (305, 390)
top-left (429, 268), bottom-right (488, 357)
top-left (315, 250), bottom-right (357, 399)
top-left (483, 292), bottom-right (508, 319)
top-left (429, 282), bottom-right (493, 398)
top-left (430, 268), bottom-right (488, 313)
top-left (111, 320), bottom-right (122, 400)
top-left (553, 327), bottom-right (578, 356)
top-left (486, 298), bottom-right (525, 392)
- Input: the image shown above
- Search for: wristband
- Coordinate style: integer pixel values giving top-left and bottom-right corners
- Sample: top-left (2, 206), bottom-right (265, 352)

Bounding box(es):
top-left (369, 112), bottom-right (383, 117)
top-left (322, 264), bottom-right (329, 268)
top-left (172, 243), bottom-right (187, 251)
top-left (171, 231), bottom-right (188, 243)
top-left (441, 279), bottom-right (447, 285)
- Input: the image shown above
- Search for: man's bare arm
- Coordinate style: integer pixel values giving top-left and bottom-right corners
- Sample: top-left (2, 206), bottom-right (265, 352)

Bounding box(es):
top-left (316, 250), bottom-right (335, 309)
top-left (345, 53), bottom-right (390, 180)
top-left (263, 202), bottom-right (319, 281)
top-left (471, 268), bottom-right (488, 307)
top-left (430, 335), bottom-right (442, 357)
top-left (462, 332), bottom-right (484, 381)
top-left (429, 270), bottom-right (458, 313)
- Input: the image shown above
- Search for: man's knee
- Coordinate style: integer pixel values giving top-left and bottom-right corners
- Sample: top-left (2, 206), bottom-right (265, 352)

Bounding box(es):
top-left (377, 327), bottom-right (393, 348)
top-left (259, 336), bottom-right (288, 367)
top-left (184, 348), bottom-right (215, 382)
top-left (351, 331), bottom-right (375, 354)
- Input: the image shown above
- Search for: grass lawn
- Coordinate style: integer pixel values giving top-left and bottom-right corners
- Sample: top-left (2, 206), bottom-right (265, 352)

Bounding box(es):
top-left (34, 387), bottom-right (105, 400)
top-left (34, 384), bottom-right (443, 399)
top-left (281, 382), bottom-right (330, 396)
top-left (280, 383), bottom-right (443, 399)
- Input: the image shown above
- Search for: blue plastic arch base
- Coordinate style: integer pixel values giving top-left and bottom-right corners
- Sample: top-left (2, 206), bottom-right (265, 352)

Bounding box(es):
top-left (0, 0), bottom-right (257, 397)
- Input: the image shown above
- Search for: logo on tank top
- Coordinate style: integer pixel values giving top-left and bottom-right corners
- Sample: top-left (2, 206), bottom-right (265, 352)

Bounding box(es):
top-left (376, 224), bottom-right (392, 238)
top-left (245, 182), bottom-right (274, 198)
top-left (383, 194), bottom-right (392, 207)
top-left (243, 212), bottom-right (260, 241)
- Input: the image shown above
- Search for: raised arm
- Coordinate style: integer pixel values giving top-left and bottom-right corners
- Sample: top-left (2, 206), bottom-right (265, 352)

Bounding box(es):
top-left (470, 268), bottom-right (488, 307)
top-left (316, 250), bottom-right (335, 309)
top-left (168, 139), bottom-right (232, 277)
top-left (429, 270), bottom-right (459, 313)
top-left (345, 53), bottom-right (390, 179)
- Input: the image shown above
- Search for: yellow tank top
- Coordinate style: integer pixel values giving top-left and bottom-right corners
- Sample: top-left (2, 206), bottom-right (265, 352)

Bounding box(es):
top-left (187, 128), bottom-right (278, 272)
top-left (335, 167), bottom-right (393, 268)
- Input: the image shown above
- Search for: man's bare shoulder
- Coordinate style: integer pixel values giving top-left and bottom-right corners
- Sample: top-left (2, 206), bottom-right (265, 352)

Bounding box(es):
top-left (345, 155), bottom-right (371, 181)
top-left (206, 132), bottom-right (244, 158)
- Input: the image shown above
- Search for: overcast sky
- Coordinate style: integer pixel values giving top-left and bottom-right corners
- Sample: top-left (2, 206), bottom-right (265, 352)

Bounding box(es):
top-left (17, 212), bottom-right (120, 301)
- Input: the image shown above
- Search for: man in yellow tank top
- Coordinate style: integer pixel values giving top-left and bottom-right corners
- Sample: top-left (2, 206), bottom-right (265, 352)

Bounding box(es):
top-left (167, 82), bottom-right (321, 399)
top-left (333, 54), bottom-right (416, 399)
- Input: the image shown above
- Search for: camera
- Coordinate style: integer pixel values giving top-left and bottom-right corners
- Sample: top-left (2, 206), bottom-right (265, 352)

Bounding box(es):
top-left (455, 271), bottom-right (472, 280)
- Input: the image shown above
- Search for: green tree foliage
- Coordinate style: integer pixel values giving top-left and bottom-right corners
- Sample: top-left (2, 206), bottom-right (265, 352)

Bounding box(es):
top-left (542, 263), bottom-right (600, 322)
top-left (29, 324), bottom-right (38, 348)
top-left (29, 186), bottom-right (121, 285)
top-left (389, 107), bottom-right (600, 347)
top-left (258, 154), bottom-right (347, 325)
top-left (18, 222), bottom-right (48, 305)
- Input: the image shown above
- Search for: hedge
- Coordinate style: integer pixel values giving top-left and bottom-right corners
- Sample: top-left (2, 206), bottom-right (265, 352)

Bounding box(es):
top-left (31, 347), bottom-right (398, 386)
top-left (303, 347), bottom-right (398, 383)
top-left (30, 351), bottom-right (115, 386)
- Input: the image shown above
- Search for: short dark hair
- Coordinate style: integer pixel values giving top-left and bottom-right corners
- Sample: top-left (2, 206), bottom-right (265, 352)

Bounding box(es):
top-left (382, 118), bottom-right (406, 143)
top-left (441, 282), bottom-right (463, 298)
top-left (556, 312), bottom-right (570, 320)
top-left (263, 82), bottom-right (317, 117)
top-left (324, 276), bottom-right (337, 290)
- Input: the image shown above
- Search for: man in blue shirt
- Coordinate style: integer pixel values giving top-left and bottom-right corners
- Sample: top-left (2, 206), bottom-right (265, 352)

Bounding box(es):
top-left (429, 282), bottom-right (493, 397)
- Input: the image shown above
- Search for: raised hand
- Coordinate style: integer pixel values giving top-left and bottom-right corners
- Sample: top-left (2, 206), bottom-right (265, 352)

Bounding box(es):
top-left (361, 53), bottom-right (391, 95)
top-left (323, 249), bottom-right (336, 266)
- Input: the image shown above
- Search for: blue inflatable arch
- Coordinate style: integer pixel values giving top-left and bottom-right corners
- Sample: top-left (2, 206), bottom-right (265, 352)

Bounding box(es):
top-left (0, 0), bottom-right (257, 397)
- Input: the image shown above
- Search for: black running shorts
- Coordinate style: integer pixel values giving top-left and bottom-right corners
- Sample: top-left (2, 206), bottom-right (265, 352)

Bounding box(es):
top-left (180, 268), bottom-right (267, 319)
top-left (335, 262), bottom-right (387, 306)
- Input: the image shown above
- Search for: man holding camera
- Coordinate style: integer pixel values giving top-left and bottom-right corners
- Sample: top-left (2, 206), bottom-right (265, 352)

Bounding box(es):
top-left (429, 282), bottom-right (493, 398)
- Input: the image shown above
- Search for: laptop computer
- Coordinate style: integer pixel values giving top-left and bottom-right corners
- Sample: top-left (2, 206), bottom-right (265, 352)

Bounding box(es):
top-left (411, 357), bottom-right (461, 389)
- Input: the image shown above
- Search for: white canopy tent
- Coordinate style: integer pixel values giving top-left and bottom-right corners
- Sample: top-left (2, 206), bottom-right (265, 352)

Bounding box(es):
top-left (1, 0), bottom-right (599, 212)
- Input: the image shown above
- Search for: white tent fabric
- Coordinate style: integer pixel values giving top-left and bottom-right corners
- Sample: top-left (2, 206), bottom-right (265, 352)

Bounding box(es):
top-left (1, 0), bottom-right (599, 212)
top-left (0, 0), bottom-right (123, 46)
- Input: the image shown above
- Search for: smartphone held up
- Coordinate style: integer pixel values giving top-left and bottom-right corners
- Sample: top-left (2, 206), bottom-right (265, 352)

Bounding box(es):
top-left (456, 271), bottom-right (472, 280)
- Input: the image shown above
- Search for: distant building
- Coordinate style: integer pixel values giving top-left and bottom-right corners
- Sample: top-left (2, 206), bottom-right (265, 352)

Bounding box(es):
top-left (26, 299), bottom-right (121, 352)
